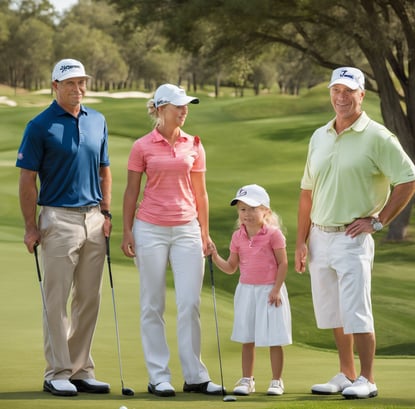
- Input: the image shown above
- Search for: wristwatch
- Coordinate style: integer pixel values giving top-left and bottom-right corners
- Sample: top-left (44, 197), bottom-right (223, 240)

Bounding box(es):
top-left (101, 210), bottom-right (112, 220)
top-left (370, 217), bottom-right (383, 232)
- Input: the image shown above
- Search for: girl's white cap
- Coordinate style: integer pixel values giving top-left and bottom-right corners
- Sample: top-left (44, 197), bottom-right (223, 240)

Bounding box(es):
top-left (230, 184), bottom-right (270, 208)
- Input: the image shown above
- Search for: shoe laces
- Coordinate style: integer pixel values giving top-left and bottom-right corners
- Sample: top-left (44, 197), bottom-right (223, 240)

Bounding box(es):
top-left (269, 379), bottom-right (282, 388)
top-left (235, 377), bottom-right (253, 387)
top-left (353, 375), bottom-right (369, 385)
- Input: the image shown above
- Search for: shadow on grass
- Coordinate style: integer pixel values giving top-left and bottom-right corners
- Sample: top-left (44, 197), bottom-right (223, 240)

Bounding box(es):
top-left (1, 390), bottom-right (415, 409)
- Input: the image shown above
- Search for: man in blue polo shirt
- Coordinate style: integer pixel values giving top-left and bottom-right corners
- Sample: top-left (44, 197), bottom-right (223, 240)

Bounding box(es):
top-left (16, 58), bottom-right (112, 396)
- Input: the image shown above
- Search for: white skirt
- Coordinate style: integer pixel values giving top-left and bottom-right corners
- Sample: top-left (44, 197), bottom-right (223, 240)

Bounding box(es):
top-left (231, 282), bottom-right (292, 347)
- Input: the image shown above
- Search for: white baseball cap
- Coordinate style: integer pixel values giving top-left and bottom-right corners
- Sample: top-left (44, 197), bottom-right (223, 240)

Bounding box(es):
top-left (328, 67), bottom-right (365, 90)
top-left (52, 58), bottom-right (91, 82)
top-left (230, 184), bottom-right (270, 208)
top-left (154, 83), bottom-right (199, 108)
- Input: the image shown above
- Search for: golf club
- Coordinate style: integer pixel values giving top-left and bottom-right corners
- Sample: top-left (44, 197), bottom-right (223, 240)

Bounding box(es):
top-left (105, 236), bottom-right (135, 396)
top-left (207, 255), bottom-right (237, 402)
top-left (33, 243), bottom-right (57, 369)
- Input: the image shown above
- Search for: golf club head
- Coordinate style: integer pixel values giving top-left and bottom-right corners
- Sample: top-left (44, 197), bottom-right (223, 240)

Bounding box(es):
top-left (223, 395), bottom-right (237, 402)
top-left (122, 387), bottom-right (135, 396)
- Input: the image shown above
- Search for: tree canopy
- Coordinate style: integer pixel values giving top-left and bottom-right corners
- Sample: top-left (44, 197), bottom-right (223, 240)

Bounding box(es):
top-left (1, 0), bottom-right (414, 237)
top-left (109, 0), bottom-right (415, 239)
top-left (110, 0), bottom-right (414, 155)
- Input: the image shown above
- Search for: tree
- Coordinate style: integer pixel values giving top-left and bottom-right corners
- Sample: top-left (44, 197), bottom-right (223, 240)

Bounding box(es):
top-left (1, 13), bottom-right (53, 89)
top-left (53, 22), bottom-right (128, 90)
top-left (109, 0), bottom-right (415, 240)
top-left (0, 0), bottom-right (55, 89)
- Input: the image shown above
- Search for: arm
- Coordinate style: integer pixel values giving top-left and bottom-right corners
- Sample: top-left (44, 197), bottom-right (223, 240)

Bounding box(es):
top-left (269, 247), bottom-right (288, 306)
top-left (295, 189), bottom-right (312, 273)
top-left (345, 180), bottom-right (415, 237)
top-left (190, 171), bottom-right (212, 255)
top-left (99, 165), bottom-right (112, 237)
top-left (19, 168), bottom-right (40, 253)
top-left (379, 181), bottom-right (415, 224)
top-left (211, 247), bottom-right (239, 274)
top-left (121, 170), bottom-right (142, 257)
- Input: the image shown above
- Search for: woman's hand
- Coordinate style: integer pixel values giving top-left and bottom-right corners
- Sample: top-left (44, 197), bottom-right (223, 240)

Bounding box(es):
top-left (121, 231), bottom-right (136, 257)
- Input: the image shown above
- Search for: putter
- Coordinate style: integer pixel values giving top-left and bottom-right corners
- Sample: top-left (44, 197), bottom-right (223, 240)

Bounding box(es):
top-left (33, 243), bottom-right (57, 369)
top-left (105, 236), bottom-right (135, 396)
top-left (207, 255), bottom-right (237, 402)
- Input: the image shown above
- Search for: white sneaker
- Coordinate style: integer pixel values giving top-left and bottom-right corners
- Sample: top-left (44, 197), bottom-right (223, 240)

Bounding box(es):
top-left (342, 375), bottom-right (378, 399)
top-left (267, 379), bottom-right (284, 395)
top-left (311, 373), bottom-right (353, 394)
top-left (233, 377), bottom-right (255, 395)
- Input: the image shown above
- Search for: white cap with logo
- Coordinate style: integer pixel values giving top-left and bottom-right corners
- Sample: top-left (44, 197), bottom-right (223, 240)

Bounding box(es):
top-left (154, 83), bottom-right (199, 108)
top-left (230, 184), bottom-right (270, 208)
top-left (52, 58), bottom-right (91, 82)
top-left (328, 67), bottom-right (365, 90)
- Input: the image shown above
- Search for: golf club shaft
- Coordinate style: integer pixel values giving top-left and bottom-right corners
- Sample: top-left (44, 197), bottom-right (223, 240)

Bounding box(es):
top-left (207, 255), bottom-right (225, 396)
top-left (105, 236), bottom-right (126, 390)
top-left (34, 244), bottom-right (56, 369)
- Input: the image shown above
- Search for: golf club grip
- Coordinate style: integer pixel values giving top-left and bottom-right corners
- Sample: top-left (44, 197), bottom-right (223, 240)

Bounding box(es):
top-left (34, 243), bottom-right (42, 282)
top-left (208, 254), bottom-right (215, 286)
top-left (105, 236), bottom-right (114, 288)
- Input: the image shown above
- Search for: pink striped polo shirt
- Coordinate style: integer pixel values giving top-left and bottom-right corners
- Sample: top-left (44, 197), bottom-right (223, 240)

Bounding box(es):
top-left (128, 128), bottom-right (206, 226)
top-left (230, 224), bottom-right (286, 285)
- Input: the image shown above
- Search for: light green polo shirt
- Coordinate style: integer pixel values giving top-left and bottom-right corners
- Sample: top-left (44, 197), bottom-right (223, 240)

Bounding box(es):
top-left (301, 111), bottom-right (415, 226)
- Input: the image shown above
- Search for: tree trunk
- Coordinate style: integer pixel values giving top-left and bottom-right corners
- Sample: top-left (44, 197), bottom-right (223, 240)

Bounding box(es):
top-left (365, 53), bottom-right (415, 241)
top-left (385, 198), bottom-right (414, 241)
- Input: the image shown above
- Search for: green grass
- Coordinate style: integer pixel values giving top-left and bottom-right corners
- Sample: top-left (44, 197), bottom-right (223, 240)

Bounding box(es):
top-left (0, 85), bottom-right (414, 408)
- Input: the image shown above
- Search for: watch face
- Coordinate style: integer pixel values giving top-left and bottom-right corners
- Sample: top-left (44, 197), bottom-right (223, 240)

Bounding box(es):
top-left (373, 221), bottom-right (383, 231)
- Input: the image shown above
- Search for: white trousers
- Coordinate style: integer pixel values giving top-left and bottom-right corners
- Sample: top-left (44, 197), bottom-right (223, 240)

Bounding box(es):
top-left (133, 219), bottom-right (210, 385)
top-left (308, 226), bottom-right (375, 334)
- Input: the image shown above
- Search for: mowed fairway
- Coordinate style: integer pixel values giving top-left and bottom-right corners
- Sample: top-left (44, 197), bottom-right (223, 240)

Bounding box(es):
top-left (0, 85), bottom-right (414, 409)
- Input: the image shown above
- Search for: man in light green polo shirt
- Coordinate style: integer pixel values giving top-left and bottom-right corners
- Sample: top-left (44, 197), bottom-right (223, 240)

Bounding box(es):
top-left (295, 67), bottom-right (415, 400)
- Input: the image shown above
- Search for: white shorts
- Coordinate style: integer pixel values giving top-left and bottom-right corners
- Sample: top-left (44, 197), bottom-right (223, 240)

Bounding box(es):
top-left (308, 226), bottom-right (375, 334)
top-left (231, 283), bottom-right (292, 347)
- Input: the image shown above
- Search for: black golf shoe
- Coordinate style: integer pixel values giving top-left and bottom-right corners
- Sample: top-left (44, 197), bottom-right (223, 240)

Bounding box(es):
top-left (70, 378), bottom-right (110, 393)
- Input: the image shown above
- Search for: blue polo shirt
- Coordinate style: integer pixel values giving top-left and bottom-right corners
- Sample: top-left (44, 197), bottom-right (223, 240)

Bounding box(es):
top-left (16, 100), bottom-right (110, 207)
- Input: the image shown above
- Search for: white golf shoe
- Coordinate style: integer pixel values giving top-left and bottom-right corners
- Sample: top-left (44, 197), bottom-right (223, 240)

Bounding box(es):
top-left (311, 372), bottom-right (353, 394)
top-left (342, 375), bottom-right (378, 399)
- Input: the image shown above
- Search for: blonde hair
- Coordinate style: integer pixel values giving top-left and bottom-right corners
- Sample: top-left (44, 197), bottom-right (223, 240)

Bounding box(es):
top-left (147, 98), bottom-right (163, 127)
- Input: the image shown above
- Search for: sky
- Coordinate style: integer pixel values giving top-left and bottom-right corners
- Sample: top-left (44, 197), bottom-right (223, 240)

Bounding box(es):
top-left (49, 0), bottom-right (78, 13)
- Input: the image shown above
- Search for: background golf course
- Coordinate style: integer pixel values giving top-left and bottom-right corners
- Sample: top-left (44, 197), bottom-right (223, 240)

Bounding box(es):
top-left (0, 84), bottom-right (414, 409)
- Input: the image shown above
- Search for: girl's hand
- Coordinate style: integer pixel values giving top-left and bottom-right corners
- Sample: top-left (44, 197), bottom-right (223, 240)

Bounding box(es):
top-left (268, 288), bottom-right (282, 307)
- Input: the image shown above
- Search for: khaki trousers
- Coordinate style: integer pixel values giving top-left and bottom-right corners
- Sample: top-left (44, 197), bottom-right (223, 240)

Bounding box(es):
top-left (38, 206), bottom-right (106, 380)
